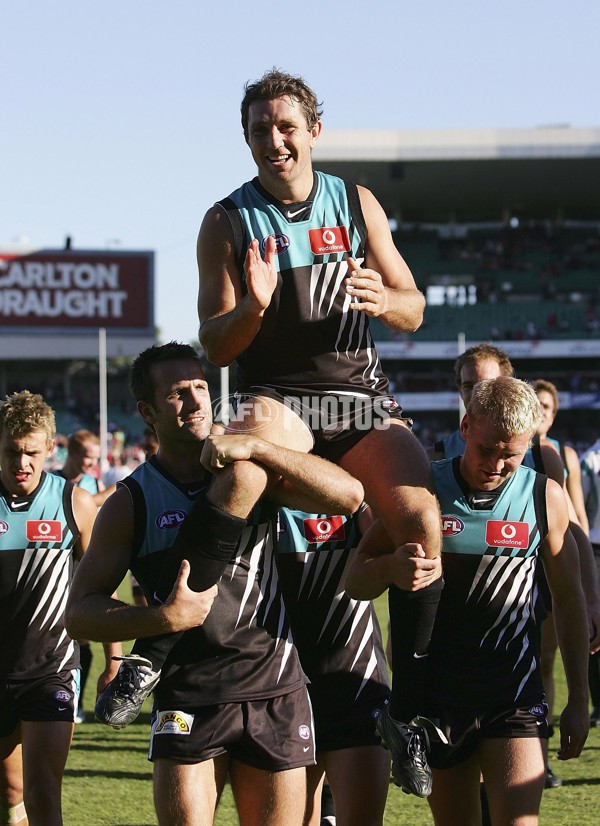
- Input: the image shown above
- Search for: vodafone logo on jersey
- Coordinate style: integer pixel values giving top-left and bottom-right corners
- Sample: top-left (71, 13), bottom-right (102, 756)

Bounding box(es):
top-left (303, 516), bottom-right (345, 543)
top-left (485, 520), bottom-right (529, 549)
top-left (308, 226), bottom-right (351, 255)
top-left (26, 520), bottom-right (63, 542)
top-left (441, 516), bottom-right (465, 536)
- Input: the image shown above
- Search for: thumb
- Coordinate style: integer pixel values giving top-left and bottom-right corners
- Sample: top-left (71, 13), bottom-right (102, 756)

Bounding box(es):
top-left (346, 256), bottom-right (359, 275)
top-left (177, 559), bottom-right (191, 585)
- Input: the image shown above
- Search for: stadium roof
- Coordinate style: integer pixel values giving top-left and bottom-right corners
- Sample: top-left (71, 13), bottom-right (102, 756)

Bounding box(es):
top-left (313, 126), bottom-right (600, 223)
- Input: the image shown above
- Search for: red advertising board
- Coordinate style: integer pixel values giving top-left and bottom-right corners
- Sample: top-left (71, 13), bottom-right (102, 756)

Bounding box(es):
top-left (0, 249), bottom-right (154, 331)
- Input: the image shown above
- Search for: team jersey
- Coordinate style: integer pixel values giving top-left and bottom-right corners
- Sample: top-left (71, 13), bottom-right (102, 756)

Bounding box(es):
top-left (581, 439), bottom-right (600, 546)
top-left (427, 459), bottom-right (548, 710)
top-left (275, 509), bottom-right (389, 714)
top-left (0, 472), bottom-right (80, 679)
top-left (121, 457), bottom-right (306, 708)
top-left (218, 171), bottom-right (391, 396)
top-left (53, 469), bottom-right (100, 495)
top-left (434, 428), bottom-right (465, 459)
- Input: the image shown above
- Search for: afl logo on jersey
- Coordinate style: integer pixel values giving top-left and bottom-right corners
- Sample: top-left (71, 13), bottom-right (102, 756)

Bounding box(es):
top-left (441, 516), bottom-right (465, 536)
top-left (261, 233), bottom-right (290, 255)
top-left (485, 520), bottom-right (529, 549)
top-left (156, 510), bottom-right (186, 530)
top-left (26, 520), bottom-right (63, 542)
top-left (0, 521), bottom-right (9, 535)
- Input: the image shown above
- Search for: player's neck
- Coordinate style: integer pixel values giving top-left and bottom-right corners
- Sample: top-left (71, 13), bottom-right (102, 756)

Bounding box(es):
top-left (257, 169), bottom-right (314, 205)
top-left (154, 443), bottom-right (205, 484)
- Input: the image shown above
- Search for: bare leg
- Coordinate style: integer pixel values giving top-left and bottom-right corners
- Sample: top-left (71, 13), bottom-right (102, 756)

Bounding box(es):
top-left (153, 755), bottom-right (228, 826)
top-left (304, 760), bottom-right (325, 826)
top-left (230, 761), bottom-right (307, 826)
top-left (0, 730), bottom-right (27, 826)
top-left (428, 754), bottom-right (482, 826)
top-left (324, 745), bottom-right (390, 826)
top-left (480, 737), bottom-right (545, 826)
top-left (20, 721), bottom-right (73, 826)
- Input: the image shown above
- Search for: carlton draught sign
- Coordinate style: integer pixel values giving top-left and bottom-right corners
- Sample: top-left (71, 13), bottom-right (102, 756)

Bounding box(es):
top-left (0, 249), bottom-right (154, 332)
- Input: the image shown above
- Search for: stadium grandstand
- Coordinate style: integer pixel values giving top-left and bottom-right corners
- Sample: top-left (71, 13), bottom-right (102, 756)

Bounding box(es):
top-left (1, 127), bottom-right (598, 453)
top-left (314, 125), bottom-right (600, 450)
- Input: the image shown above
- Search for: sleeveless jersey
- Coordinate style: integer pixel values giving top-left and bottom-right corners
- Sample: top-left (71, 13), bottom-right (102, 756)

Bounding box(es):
top-left (580, 440), bottom-right (600, 546)
top-left (275, 509), bottom-right (389, 714)
top-left (428, 460), bottom-right (548, 709)
top-left (218, 171), bottom-right (390, 396)
top-left (0, 472), bottom-right (80, 679)
top-left (52, 469), bottom-right (100, 495)
top-left (121, 458), bottom-right (306, 708)
top-left (434, 428), bottom-right (465, 459)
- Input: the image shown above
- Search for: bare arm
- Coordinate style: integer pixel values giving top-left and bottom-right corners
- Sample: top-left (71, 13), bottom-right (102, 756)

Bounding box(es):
top-left (541, 444), bottom-right (600, 648)
top-left (541, 478), bottom-right (590, 760)
top-left (564, 445), bottom-right (590, 533)
top-left (201, 433), bottom-right (364, 515)
top-left (71, 487), bottom-right (122, 677)
top-left (66, 486), bottom-right (217, 643)
top-left (344, 518), bottom-right (442, 600)
top-left (197, 206), bottom-right (277, 366)
top-left (344, 186), bottom-right (425, 332)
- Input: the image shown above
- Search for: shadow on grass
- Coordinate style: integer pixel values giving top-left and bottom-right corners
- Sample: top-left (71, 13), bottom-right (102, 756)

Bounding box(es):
top-left (562, 776), bottom-right (600, 787)
top-left (65, 768), bottom-right (152, 781)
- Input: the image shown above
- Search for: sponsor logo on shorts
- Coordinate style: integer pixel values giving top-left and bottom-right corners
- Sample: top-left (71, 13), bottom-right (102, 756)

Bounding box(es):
top-left (308, 226), bottom-right (351, 255)
top-left (0, 520), bottom-right (9, 535)
top-left (441, 516), bottom-right (465, 536)
top-left (303, 516), bottom-right (345, 544)
top-left (154, 710), bottom-right (194, 735)
top-left (54, 690), bottom-right (73, 702)
top-left (26, 520), bottom-right (63, 542)
top-left (155, 510), bottom-right (186, 530)
top-left (261, 234), bottom-right (290, 255)
top-left (485, 520), bottom-right (529, 549)
top-left (298, 724), bottom-right (311, 740)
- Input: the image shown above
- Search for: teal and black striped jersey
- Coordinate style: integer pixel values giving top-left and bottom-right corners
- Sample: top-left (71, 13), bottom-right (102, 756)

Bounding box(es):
top-left (121, 457), bottom-right (306, 708)
top-left (0, 472), bottom-right (80, 679)
top-left (275, 508), bottom-right (389, 715)
top-left (218, 171), bottom-right (391, 396)
top-left (428, 460), bottom-right (548, 709)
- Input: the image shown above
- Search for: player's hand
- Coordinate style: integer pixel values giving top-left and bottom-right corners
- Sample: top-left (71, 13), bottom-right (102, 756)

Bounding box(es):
top-left (587, 602), bottom-right (600, 654)
top-left (389, 543), bottom-right (442, 591)
top-left (201, 433), bottom-right (259, 471)
top-left (557, 700), bottom-right (589, 760)
top-left (163, 560), bottom-right (218, 632)
top-left (244, 237), bottom-right (278, 311)
top-left (345, 256), bottom-right (389, 317)
top-left (96, 660), bottom-right (121, 695)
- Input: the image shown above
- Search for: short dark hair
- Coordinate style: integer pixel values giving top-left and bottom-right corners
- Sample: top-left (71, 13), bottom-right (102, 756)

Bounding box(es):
top-left (130, 342), bottom-right (205, 404)
top-left (241, 68), bottom-right (323, 140)
top-left (454, 343), bottom-right (514, 388)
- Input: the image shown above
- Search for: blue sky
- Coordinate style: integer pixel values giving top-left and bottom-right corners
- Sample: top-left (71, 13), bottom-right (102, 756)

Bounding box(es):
top-left (3, 0), bottom-right (599, 344)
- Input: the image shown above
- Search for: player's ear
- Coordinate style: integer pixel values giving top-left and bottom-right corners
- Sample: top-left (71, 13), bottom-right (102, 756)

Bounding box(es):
top-left (460, 413), bottom-right (469, 439)
top-left (309, 120), bottom-right (322, 147)
top-left (137, 400), bottom-right (156, 426)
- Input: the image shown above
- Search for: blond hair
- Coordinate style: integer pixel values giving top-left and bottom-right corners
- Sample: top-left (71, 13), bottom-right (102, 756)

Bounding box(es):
top-left (468, 377), bottom-right (542, 439)
top-left (0, 390), bottom-right (56, 446)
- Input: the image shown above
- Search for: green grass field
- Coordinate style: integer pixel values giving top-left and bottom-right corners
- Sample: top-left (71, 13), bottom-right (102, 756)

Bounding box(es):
top-left (63, 595), bottom-right (600, 825)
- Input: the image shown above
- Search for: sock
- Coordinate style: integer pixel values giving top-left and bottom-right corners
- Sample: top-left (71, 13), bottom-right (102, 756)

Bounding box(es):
top-left (79, 641), bottom-right (93, 705)
top-left (131, 497), bottom-right (246, 672)
top-left (388, 577), bottom-right (444, 721)
top-left (589, 651), bottom-right (600, 708)
top-left (155, 497), bottom-right (246, 601)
